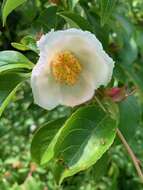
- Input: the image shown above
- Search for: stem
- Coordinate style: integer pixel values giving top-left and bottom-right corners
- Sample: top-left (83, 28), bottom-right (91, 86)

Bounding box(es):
top-left (94, 96), bottom-right (106, 112)
top-left (117, 128), bottom-right (143, 183)
top-left (95, 96), bottom-right (143, 183)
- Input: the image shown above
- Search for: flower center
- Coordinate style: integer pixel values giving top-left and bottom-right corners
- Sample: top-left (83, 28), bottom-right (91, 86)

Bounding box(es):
top-left (51, 51), bottom-right (82, 85)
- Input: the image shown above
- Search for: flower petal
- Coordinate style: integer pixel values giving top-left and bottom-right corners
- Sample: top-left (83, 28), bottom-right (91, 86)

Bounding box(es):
top-left (31, 62), bottom-right (61, 110)
top-left (81, 50), bottom-right (114, 89)
top-left (59, 73), bottom-right (95, 107)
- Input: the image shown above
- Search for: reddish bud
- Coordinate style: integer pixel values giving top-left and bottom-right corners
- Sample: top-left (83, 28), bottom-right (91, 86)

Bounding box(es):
top-left (104, 87), bottom-right (126, 102)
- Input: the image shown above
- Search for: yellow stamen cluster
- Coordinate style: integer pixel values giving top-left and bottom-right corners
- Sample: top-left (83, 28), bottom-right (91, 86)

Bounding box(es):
top-left (51, 51), bottom-right (82, 85)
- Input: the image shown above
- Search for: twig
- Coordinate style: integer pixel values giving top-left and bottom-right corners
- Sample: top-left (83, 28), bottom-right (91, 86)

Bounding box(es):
top-left (116, 128), bottom-right (143, 183)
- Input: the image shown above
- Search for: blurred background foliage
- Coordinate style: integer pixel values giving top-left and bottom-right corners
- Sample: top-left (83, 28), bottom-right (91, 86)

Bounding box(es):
top-left (0, 0), bottom-right (143, 189)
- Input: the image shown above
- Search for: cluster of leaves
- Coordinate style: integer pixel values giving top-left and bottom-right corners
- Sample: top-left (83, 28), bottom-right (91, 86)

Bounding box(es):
top-left (0, 0), bottom-right (143, 188)
top-left (0, 86), bottom-right (143, 190)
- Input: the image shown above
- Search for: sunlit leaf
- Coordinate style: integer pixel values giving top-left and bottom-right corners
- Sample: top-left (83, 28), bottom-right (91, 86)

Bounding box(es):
top-left (53, 106), bottom-right (117, 184)
top-left (0, 51), bottom-right (34, 74)
top-left (11, 36), bottom-right (39, 54)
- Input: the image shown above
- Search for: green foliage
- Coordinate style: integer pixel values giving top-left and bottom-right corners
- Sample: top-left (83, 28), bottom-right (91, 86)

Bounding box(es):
top-left (31, 117), bottom-right (66, 165)
top-left (100, 0), bottom-right (118, 26)
top-left (1, 0), bottom-right (143, 189)
top-left (0, 50), bottom-right (34, 117)
top-left (11, 36), bottom-right (38, 53)
top-left (0, 51), bottom-right (34, 73)
top-left (0, 73), bottom-right (27, 117)
top-left (1, 89), bottom-right (143, 189)
top-left (118, 95), bottom-right (141, 142)
top-left (53, 106), bottom-right (117, 184)
top-left (1, 177), bottom-right (45, 190)
top-left (58, 12), bottom-right (93, 31)
top-left (31, 105), bottom-right (117, 184)
top-left (2, 0), bottom-right (27, 26)
top-left (34, 5), bottom-right (59, 32)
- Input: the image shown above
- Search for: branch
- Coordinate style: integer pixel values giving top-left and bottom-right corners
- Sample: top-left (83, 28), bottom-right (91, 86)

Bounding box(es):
top-left (117, 128), bottom-right (143, 183)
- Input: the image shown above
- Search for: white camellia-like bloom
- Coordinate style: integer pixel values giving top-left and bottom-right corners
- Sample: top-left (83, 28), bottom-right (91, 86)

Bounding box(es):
top-left (31, 29), bottom-right (114, 110)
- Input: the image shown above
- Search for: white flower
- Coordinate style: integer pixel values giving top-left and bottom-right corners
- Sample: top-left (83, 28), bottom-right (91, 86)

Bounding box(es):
top-left (31, 29), bottom-right (114, 110)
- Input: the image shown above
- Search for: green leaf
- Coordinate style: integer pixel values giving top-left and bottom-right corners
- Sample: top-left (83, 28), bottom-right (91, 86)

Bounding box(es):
top-left (114, 14), bottom-right (134, 38)
top-left (0, 51), bottom-right (34, 74)
top-left (11, 43), bottom-right (30, 51)
top-left (58, 12), bottom-right (93, 32)
top-left (100, 0), bottom-right (117, 26)
top-left (16, 0), bottom-right (37, 24)
top-left (119, 64), bottom-right (143, 94)
top-left (92, 152), bottom-right (109, 182)
top-left (119, 38), bottom-right (138, 64)
top-left (31, 118), bottom-right (66, 165)
top-left (11, 36), bottom-right (39, 54)
top-left (0, 73), bottom-right (27, 117)
top-left (34, 6), bottom-right (58, 32)
top-left (2, 0), bottom-right (27, 26)
top-left (135, 28), bottom-right (143, 53)
top-left (53, 106), bottom-right (117, 184)
top-left (118, 96), bottom-right (141, 142)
